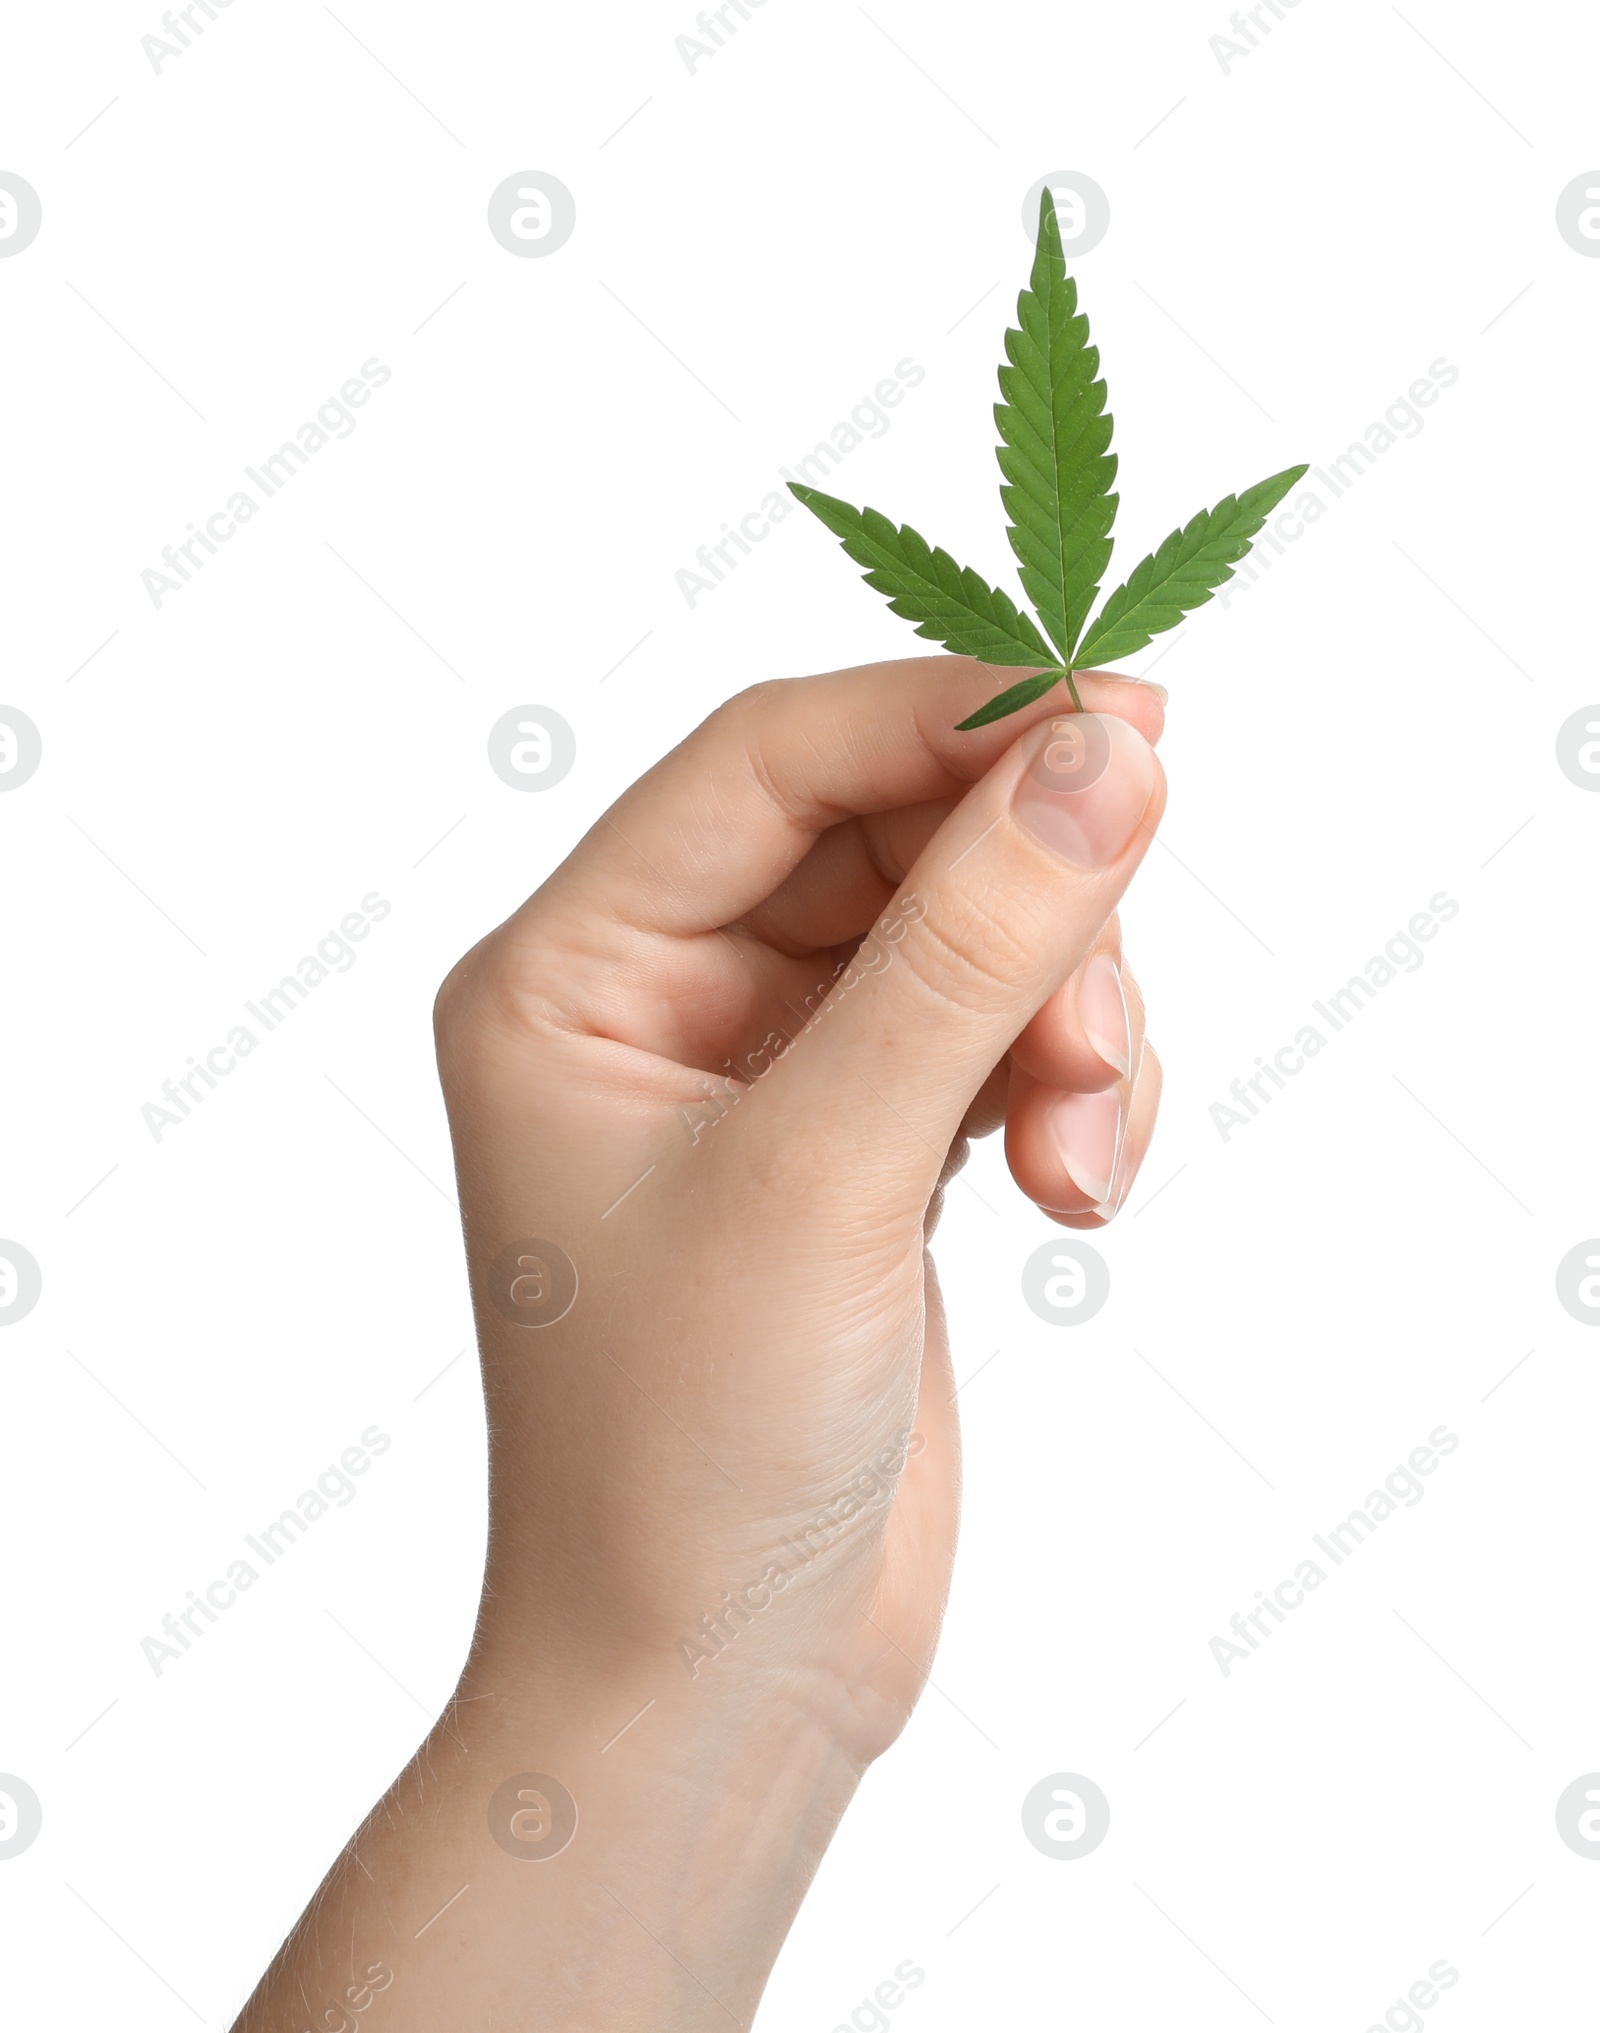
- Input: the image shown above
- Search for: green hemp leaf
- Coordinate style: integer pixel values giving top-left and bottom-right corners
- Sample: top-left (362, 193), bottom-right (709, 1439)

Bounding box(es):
top-left (790, 188), bottom-right (1308, 729)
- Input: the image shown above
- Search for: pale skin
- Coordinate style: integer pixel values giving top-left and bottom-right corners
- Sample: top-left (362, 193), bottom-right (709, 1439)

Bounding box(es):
top-left (232, 654), bottom-right (1168, 2031)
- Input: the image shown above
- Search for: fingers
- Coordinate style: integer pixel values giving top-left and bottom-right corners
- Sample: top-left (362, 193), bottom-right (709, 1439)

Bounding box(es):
top-left (740, 795), bottom-right (958, 957)
top-left (1011, 934), bottom-right (1146, 1094)
top-left (1006, 1039), bottom-right (1164, 1226)
top-left (503, 660), bottom-right (1164, 964)
top-left (745, 710), bottom-right (1165, 1199)
top-left (955, 1061), bottom-right (1011, 1144)
top-left (738, 676), bottom-right (1161, 960)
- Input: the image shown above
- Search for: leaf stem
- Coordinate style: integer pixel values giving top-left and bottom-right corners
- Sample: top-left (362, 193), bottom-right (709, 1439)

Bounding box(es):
top-left (1063, 669), bottom-right (1084, 712)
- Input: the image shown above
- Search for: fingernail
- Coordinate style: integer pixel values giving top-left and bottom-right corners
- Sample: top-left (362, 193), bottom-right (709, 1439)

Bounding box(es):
top-left (1012, 713), bottom-right (1157, 868)
top-left (1094, 1033), bottom-right (1149, 1219)
top-left (1094, 1119), bottom-right (1135, 1221)
top-left (1047, 1087), bottom-right (1124, 1207)
top-left (1074, 952), bottom-right (1131, 1080)
top-left (1144, 681), bottom-right (1169, 705)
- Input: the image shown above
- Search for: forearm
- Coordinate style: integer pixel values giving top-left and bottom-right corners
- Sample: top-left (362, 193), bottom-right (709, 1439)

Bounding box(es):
top-left (231, 1603), bottom-right (865, 2032)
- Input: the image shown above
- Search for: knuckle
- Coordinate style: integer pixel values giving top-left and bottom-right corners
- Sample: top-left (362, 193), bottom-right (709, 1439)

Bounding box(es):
top-left (432, 948), bottom-right (479, 1049)
top-left (706, 677), bottom-right (790, 742)
top-left (703, 678), bottom-right (827, 822)
top-left (433, 931), bottom-right (557, 1070)
top-left (896, 890), bottom-right (1039, 1015)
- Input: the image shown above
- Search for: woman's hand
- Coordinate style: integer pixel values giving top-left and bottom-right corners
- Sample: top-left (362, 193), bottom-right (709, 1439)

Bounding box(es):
top-left (234, 655), bottom-right (1165, 2033)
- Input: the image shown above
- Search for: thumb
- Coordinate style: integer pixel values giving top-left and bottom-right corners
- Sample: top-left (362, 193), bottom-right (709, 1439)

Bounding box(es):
top-left (760, 710), bottom-right (1164, 1190)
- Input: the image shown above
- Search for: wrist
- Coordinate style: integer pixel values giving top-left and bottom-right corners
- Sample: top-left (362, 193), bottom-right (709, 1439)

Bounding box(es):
top-left (412, 1651), bottom-right (866, 2029)
top-left (241, 1642), bottom-right (865, 2033)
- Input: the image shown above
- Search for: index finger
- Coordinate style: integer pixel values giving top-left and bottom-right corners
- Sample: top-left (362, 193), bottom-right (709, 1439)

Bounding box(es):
top-left (527, 657), bottom-right (1164, 945)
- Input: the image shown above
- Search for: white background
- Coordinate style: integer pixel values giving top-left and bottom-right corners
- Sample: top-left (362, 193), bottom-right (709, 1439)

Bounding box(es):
top-left (2, 0), bottom-right (1598, 2026)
